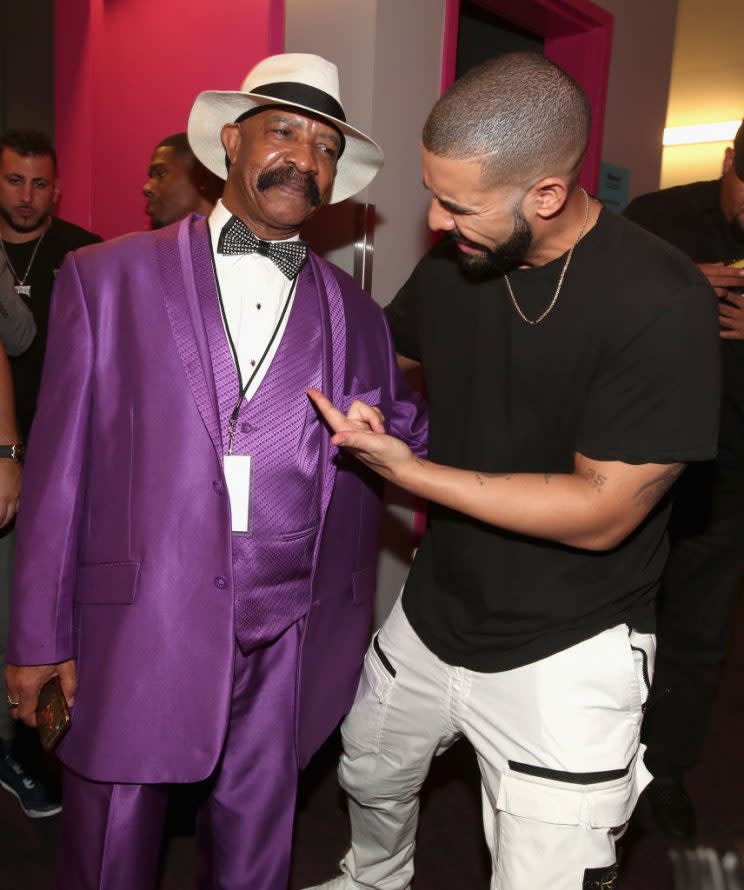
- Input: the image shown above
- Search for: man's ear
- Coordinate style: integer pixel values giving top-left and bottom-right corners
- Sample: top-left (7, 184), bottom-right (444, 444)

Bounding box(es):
top-left (52, 177), bottom-right (61, 207)
top-left (221, 123), bottom-right (241, 167)
top-left (526, 178), bottom-right (569, 220)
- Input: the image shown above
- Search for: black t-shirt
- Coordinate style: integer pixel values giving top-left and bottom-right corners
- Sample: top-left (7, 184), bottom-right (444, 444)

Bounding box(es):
top-left (624, 179), bottom-right (744, 475)
top-left (385, 208), bottom-right (720, 671)
top-left (4, 217), bottom-right (101, 440)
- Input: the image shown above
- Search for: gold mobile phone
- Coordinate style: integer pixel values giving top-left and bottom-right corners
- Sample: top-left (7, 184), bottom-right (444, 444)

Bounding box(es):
top-left (35, 676), bottom-right (71, 752)
top-left (728, 259), bottom-right (744, 295)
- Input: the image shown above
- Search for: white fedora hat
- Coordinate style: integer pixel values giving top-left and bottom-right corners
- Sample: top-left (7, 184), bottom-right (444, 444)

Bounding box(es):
top-left (188, 53), bottom-right (383, 205)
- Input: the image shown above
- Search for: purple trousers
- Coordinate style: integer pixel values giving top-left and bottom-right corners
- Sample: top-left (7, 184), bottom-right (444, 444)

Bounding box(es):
top-left (55, 622), bottom-right (302, 890)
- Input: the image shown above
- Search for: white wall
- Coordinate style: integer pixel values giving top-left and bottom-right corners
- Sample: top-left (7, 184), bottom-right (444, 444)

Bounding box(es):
top-left (660, 0), bottom-right (744, 189)
top-left (285, 0), bottom-right (444, 303)
top-left (595, 0), bottom-right (679, 199)
top-left (285, 0), bottom-right (446, 625)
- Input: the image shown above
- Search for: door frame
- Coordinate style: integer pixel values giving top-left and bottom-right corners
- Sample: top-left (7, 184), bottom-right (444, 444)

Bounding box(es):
top-left (442, 0), bottom-right (613, 191)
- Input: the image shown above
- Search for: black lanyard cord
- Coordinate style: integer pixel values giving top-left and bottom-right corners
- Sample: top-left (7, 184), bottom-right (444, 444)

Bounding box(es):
top-left (208, 230), bottom-right (300, 454)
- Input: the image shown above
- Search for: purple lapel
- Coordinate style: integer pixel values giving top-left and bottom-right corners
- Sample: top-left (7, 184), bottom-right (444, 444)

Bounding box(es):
top-left (307, 253), bottom-right (346, 526)
top-left (156, 216), bottom-right (221, 455)
top-left (157, 219), bottom-right (347, 521)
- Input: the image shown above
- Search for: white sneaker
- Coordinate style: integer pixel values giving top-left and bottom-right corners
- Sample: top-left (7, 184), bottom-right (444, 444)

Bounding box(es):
top-left (302, 877), bottom-right (352, 890)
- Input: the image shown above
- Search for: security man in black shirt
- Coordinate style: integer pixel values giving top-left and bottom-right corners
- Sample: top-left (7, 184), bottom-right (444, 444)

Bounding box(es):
top-left (623, 119), bottom-right (744, 841)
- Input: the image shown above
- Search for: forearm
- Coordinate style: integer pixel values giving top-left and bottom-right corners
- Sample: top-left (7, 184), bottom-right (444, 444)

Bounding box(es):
top-left (309, 388), bottom-right (680, 550)
top-left (0, 344), bottom-right (19, 442)
top-left (391, 458), bottom-right (626, 550)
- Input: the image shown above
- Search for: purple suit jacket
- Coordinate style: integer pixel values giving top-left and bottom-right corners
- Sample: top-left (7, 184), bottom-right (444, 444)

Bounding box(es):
top-left (7, 216), bottom-right (427, 782)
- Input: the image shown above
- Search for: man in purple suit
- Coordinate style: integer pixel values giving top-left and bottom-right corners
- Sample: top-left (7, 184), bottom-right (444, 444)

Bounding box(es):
top-left (4, 53), bottom-right (426, 890)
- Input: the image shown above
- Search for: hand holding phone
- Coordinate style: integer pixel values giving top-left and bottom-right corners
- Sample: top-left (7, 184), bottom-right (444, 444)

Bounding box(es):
top-left (35, 675), bottom-right (71, 751)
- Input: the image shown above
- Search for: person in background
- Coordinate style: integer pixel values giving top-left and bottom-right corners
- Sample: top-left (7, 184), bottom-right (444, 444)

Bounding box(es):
top-left (143, 131), bottom-right (223, 228)
top-left (623, 119), bottom-right (744, 841)
top-left (0, 340), bottom-right (23, 806)
top-left (0, 255), bottom-right (36, 357)
top-left (305, 52), bottom-right (720, 890)
top-left (5, 54), bottom-right (426, 890)
top-left (0, 128), bottom-right (100, 819)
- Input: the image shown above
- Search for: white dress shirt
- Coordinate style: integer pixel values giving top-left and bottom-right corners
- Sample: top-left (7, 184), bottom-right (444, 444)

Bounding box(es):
top-left (208, 200), bottom-right (300, 404)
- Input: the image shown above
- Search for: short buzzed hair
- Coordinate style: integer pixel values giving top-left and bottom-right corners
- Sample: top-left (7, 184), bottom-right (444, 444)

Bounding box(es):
top-left (154, 132), bottom-right (223, 205)
top-left (156, 132), bottom-right (198, 166)
top-left (423, 52), bottom-right (591, 189)
top-left (0, 129), bottom-right (57, 172)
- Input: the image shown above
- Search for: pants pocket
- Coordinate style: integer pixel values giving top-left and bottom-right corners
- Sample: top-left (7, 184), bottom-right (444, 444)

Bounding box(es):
top-left (498, 759), bottom-right (643, 829)
top-left (341, 633), bottom-right (397, 753)
top-left (487, 766), bottom-right (642, 890)
top-left (628, 628), bottom-right (655, 713)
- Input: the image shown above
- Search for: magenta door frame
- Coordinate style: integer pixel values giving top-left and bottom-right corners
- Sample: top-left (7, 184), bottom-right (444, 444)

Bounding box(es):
top-left (442, 0), bottom-right (613, 192)
top-left (55, 0), bottom-right (285, 239)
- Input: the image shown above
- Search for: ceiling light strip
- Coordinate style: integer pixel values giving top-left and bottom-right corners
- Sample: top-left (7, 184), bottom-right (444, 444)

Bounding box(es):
top-left (663, 121), bottom-right (741, 147)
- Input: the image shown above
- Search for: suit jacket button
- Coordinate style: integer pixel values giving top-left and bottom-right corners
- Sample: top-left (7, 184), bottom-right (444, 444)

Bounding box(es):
top-left (214, 576), bottom-right (227, 589)
top-left (213, 480), bottom-right (225, 495)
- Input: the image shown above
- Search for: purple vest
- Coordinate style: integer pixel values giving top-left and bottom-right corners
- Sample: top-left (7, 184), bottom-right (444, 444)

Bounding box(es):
top-left (199, 261), bottom-right (323, 652)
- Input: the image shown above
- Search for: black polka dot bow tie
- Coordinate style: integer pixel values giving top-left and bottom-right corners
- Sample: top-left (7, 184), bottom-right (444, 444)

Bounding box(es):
top-left (217, 215), bottom-right (308, 279)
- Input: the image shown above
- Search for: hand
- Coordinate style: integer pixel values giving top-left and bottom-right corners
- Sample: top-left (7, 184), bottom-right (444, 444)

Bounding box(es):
top-left (5, 659), bottom-right (77, 728)
top-left (698, 262), bottom-right (744, 298)
top-left (308, 388), bottom-right (413, 479)
top-left (718, 290), bottom-right (744, 340)
top-left (0, 457), bottom-right (21, 527)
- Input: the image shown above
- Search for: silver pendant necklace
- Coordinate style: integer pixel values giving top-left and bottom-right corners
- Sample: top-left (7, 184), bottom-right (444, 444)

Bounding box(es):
top-left (0, 229), bottom-right (47, 298)
top-left (504, 187), bottom-right (591, 326)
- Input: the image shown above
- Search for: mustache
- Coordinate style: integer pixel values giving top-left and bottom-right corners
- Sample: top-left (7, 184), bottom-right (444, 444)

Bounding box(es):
top-left (449, 229), bottom-right (485, 251)
top-left (257, 166), bottom-right (321, 207)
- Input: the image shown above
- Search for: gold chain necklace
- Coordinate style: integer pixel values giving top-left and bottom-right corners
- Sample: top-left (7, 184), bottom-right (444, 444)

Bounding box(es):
top-left (504, 187), bottom-right (590, 326)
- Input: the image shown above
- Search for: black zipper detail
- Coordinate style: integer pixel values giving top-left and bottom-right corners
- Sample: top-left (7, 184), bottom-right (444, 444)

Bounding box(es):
top-left (630, 642), bottom-right (651, 710)
top-left (373, 633), bottom-right (396, 677)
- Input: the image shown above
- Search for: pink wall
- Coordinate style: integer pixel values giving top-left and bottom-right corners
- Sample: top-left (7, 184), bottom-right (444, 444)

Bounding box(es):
top-left (441, 0), bottom-right (613, 194)
top-left (55, 0), bottom-right (284, 239)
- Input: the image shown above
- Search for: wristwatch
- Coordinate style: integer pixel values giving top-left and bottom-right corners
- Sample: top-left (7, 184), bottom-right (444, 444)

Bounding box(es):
top-left (0, 444), bottom-right (24, 462)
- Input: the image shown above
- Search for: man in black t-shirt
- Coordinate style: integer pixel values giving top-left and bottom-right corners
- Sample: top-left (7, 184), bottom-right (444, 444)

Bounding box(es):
top-left (0, 129), bottom-right (99, 820)
top-left (622, 120), bottom-right (744, 841)
top-left (306, 54), bottom-right (719, 890)
top-left (0, 132), bottom-right (102, 442)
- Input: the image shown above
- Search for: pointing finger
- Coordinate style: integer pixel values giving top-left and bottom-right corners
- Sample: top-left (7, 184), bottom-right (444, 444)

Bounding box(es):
top-left (307, 388), bottom-right (348, 433)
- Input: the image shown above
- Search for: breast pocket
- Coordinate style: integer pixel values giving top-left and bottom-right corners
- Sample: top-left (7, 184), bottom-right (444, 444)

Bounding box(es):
top-left (339, 384), bottom-right (383, 415)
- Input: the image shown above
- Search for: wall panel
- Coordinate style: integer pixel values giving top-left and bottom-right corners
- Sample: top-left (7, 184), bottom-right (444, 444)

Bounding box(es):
top-left (55, 0), bottom-right (284, 237)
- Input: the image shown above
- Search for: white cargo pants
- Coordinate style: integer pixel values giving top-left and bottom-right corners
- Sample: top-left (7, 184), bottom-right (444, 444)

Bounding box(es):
top-left (335, 595), bottom-right (654, 890)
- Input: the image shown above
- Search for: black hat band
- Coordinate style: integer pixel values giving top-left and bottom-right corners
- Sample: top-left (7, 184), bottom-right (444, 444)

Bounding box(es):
top-left (249, 82), bottom-right (346, 123)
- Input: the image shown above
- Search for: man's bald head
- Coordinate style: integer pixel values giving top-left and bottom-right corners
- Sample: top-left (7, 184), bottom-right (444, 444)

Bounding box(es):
top-left (422, 52), bottom-right (591, 190)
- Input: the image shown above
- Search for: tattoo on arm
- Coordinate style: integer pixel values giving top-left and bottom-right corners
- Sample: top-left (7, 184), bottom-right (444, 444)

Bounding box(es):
top-left (475, 471), bottom-right (512, 487)
top-left (633, 464), bottom-right (684, 508)
top-left (583, 467), bottom-right (608, 493)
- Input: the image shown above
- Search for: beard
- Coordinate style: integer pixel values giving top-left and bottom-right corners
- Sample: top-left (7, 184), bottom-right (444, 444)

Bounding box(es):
top-left (730, 211), bottom-right (744, 245)
top-left (256, 165), bottom-right (321, 208)
top-left (0, 203), bottom-right (51, 235)
top-left (452, 205), bottom-right (532, 277)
